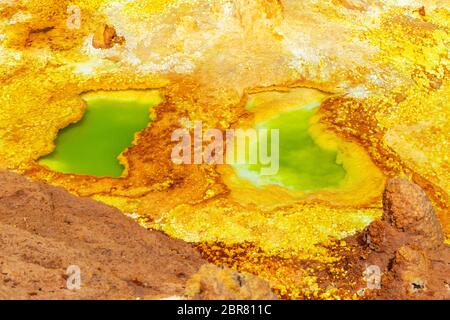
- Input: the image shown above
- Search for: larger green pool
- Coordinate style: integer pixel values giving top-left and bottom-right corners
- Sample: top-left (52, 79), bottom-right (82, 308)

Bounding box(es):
top-left (235, 98), bottom-right (347, 192)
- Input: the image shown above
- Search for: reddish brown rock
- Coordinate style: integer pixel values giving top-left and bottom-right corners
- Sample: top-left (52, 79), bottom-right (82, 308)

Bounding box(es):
top-left (0, 171), bottom-right (205, 299)
top-left (92, 24), bottom-right (124, 49)
top-left (382, 178), bottom-right (444, 249)
top-left (360, 178), bottom-right (449, 300)
top-left (390, 246), bottom-right (430, 295)
top-left (362, 219), bottom-right (385, 252)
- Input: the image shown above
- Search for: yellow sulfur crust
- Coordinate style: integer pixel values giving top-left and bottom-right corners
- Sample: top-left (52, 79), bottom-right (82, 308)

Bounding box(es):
top-left (0, 0), bottom-right (448, 299)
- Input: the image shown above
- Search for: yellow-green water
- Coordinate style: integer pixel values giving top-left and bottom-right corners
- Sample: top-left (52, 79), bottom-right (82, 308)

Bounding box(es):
top-left (41, 89), bottom-right (345, 187)
top-left (40, 91), bottom-right (161, 177)
top-left (235, 107), bottom-right (346, 191)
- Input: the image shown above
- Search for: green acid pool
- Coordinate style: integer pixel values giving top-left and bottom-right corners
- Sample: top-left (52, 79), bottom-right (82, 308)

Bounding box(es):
top-left (234, 89), bottom-right (347, 191)
top-left (39, 90), bottom-right (161, 177)
top-left (234, 106), bottom-right (347, 192)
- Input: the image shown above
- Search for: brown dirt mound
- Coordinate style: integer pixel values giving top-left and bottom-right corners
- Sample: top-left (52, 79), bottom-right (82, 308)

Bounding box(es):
top-left (0, 171), bottom-right (206, 299)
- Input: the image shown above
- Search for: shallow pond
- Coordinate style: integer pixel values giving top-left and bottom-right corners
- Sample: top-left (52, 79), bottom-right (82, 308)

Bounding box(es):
top-left (39, 91), bottom-right (161, 177)
top-left (236, 106), bottom-right (346, 191)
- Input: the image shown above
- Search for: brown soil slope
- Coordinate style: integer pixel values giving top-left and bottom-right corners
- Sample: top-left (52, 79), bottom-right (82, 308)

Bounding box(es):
top-left (0, 171), bottom-right (205, 299)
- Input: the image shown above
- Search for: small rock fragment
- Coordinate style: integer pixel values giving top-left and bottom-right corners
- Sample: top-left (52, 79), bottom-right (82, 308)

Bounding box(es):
top-left (363, 219), bottom-right (384, 251)
top-left (92, 24), bottom-right (124, 49)
top-left (185, 264), bottom-right (277, 300)
top-left (418, 6), bottom-right (426, 16)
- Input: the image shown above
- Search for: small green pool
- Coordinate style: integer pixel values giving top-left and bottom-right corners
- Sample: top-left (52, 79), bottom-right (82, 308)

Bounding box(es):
top-left (40, 91), bottom-right (161, 177)
top-left (235, 106), bottom-right (346, 191)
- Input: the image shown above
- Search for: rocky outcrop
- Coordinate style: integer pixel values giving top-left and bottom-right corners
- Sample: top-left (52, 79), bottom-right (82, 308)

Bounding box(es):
top-left (362, 178), bottom-right (449, 299)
